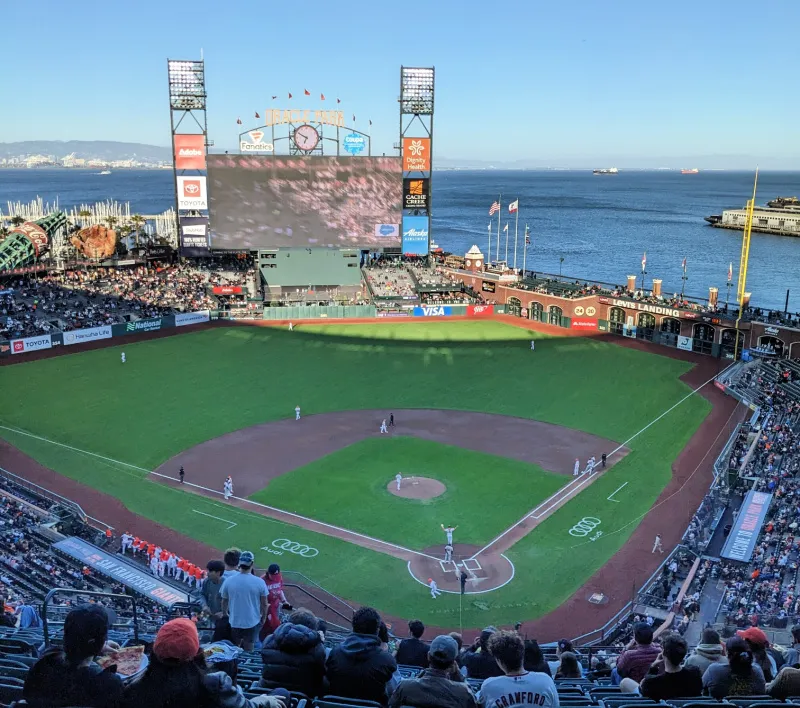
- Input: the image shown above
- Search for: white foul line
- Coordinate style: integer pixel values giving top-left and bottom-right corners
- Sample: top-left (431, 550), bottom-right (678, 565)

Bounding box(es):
top-left (606, 482), bottom-right (628, 503)
top-left (192, 509), bottom-right (237, 530)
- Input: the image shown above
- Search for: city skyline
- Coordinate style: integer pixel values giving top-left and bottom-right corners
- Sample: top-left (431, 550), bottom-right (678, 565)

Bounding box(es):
top-left (3, 0), bottom-right (799, 168)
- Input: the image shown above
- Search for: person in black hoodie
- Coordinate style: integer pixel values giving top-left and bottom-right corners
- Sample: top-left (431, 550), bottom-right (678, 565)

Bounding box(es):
top-left (523, 639), bottom-right (552, 676)
top-left (462, 627), bottom-right (504, 680)
top-left (260, 609), bottom-right (326, 697)
top-left (23, 604), bottom-right (124, 708)
top-left (395, 620), bottom-right (429, 668)
top-left (326, 606), bottom-right (397, 705)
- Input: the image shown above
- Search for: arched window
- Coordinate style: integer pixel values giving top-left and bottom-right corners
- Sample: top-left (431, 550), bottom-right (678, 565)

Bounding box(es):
top-left (660, 317), bottom-right (681, 334)
top-left (637, 312), bottom-right (657, 341)
top-left (758, 336), bottom-right (785, 357)
top-left (608, 306), bottom-right (626, 335)
top-left (507, 296), bottom-right (522, 317)
top-left (529, 301), bottom-right (544, 321)
top-left (549, 305), bottom-right (563, 326)
top-left (692, 323), bottom-right (715, 356)
top-left (720, 328), bottom-right (745, 360)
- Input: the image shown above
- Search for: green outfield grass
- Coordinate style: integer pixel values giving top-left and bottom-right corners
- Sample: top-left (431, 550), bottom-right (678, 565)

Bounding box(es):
top-left (0, 321), bottom-right (711, 626)
top-left (251, 436), bottom-right (566, 550)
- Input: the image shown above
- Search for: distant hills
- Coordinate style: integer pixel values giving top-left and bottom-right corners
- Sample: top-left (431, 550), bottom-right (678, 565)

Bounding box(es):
top-left (0, 140), bottom-right (171, 161)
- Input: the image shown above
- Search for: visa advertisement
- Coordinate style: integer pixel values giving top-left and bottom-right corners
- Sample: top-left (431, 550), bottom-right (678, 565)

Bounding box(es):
top-left (402, 215), bottom-right (429, 255)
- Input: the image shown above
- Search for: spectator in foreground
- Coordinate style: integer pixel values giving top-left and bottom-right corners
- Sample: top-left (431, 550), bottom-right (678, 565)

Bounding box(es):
top-left (636, 634), bottom-right (702, 700)
top-left (547, 639), bottom-right (576, 675)
top-left (613, 622), bottom-right (661, 685)
top-left (388, 635), bottom-right (476, 708)
top-left (478, 631), bottom-right (558, 708)
top-left (259, 608), bottom-right (326, 697)
top-left (703, 637), bottom-right (766, 698)
top-left (523, 640), bottom-right (552, 676)
top-left (554, 652), bottom-right (582, 680)
top-left (462, 627), bottom-right (504, 680)
top-left (326, 606), bottom-right (397, 705)
top-left (124, 618), bottom-right (282, 708)
top-left (24, 604), bottom-right (123, 708)
top-left (738, 626), bottom-right (780, 681)
top-left (784, 625), bottom-right (800, 667)
top-left (685, 628), bottom-right (727, 674)
top-left (395, 620), bottom-right (429, 668)
top-left (223, 547), bottom-right (241, 579)
top-left (768, 664), bottom-right (800, 700)
top-left (201, 560), bottom-right (226, 636)
top-left (220, 550), bottom-right (267, 652)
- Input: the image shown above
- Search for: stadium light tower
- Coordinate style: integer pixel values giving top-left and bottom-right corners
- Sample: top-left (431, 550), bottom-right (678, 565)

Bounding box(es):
top-left (399, 67), bottom-right (435, 259)
top-left (167, 59), bottom-right (210, 257)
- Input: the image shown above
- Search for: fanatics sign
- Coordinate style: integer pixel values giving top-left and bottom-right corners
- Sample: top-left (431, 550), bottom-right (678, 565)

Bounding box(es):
top-left (174, 134), bottom-right (207, 170)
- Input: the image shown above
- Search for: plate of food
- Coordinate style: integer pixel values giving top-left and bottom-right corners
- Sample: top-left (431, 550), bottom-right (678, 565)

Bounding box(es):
top-left (96, 645), bottom-right (147, 677)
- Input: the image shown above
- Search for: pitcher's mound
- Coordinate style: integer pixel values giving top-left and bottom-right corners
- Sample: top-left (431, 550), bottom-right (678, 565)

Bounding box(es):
top-left (388, 477), bottom-right (446, 500)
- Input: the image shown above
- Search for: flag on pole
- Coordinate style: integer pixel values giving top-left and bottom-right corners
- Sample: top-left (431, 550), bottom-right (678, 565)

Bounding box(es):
top-left (681, 256), bottom-right (687, 271)
top-left (489, 201), bottom-right (500, 216)
top-left (271, 95), bottom-right (277, 100)
top-left (288, 92), bottom-right (293, 99)
top-left (728, 262), bottom-right (733, 281)
top-left (525, 225), bottom-right (531, 245)
top-left (488, 223), bottom-right (492, 232)
top-left (236, 118), bottom-right (242, 125)
top-left (255, 112), bottom-right (260, 118)
top-left (508, 199), bottom-right (519, 213)
top-left (642, 252), bottom-right (647, 270)
top-left (337, 98), bottom-right (341, 104)
top-left (369, 119), bottom-right (372, 126)
top-left (320, 93), bottom-right (325, 101)
top-left (503, 223), bottom-right (509, 232)
top-left (304, 89), bottom-right (311, 96)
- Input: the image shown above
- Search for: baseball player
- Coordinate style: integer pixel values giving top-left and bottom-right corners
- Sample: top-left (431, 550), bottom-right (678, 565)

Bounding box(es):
top-left (223, 476), bottom-right (233, 501)
top-left (584, 457), bottom-right (593, 475)
top-left (395, 473), bottom-right (402, 491)
top-left (653, 534), bottom-right (664, 554)
top-left (441, 524), bottom-right (457, 545)
top-left (389, 414), bottom-right (395, 427)
top-left (589, 456), bottom-right (596, 472)
top-left (380, 419), bottom-right (388, 434)
top-left (121, 352), bottom-right (126, 364)
top-left (295, 405), bottom-right (301, 421)
top-left (288, 322), bottom-right (294, 331)
top-left (120, 532), bottom-right (132, 554)
top-left (444, 544), bottom-right (454, 562)
top-left (429, 578), bottom-right (442, 599)
top-left (530, 339), bottom-right (535, 351)
top-left (149, 553), bottom-right (159, 576)
top-left (573, 458), bottom-right (580, 476)
top-left (179, 466), bottom-right (185, 484)
top-left (167, 553), bottom-right (178, 577)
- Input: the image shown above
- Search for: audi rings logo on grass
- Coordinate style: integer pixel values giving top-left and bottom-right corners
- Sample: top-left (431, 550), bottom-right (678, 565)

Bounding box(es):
top-left (568, 517), bottom-right (601, 537)
top-left (264, 539), bottom-right (319, 558)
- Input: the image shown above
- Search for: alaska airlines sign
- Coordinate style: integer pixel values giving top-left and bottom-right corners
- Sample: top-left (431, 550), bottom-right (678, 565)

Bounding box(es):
top-left (611, 299), bottom-right (681, 318)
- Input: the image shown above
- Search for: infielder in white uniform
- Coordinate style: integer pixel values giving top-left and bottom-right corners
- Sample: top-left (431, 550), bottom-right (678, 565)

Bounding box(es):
top-left (295, 405), bottom-right (301, 420)
top-left (380, 419), bottom-right (388, 434)
top-left (429, 578), bottom-right (442, 599)
top-left (121, 352), bottom-right (126, 364)
top-left (395, 473), bottom-right (402, 491)
top-left (223, 476), bottom-right (233, 501)
top-left (444, 544), bottom-right (454, 562)
top-left (573, 458), bottom-right (580, 476)
top-left (441, 524), bottom-right (457, 545)
top-left (653, 534), bottom-right (664, 553)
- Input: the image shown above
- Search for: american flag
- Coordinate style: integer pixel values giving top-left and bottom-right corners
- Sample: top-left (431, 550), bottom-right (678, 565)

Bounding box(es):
top-left (489, 201), bottom-right (500, 216)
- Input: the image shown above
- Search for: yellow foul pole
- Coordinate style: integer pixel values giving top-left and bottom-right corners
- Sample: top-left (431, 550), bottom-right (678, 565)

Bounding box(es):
top-left (734, 168), bottom-right (758, 360)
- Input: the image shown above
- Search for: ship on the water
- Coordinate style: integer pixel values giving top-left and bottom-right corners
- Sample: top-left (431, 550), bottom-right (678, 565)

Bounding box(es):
top-left (593, 167), bottom-right (618, 175)
top-left (705, 197), bottom-right (800, 237)
top-left (681, 168), bottom-right (699, 174)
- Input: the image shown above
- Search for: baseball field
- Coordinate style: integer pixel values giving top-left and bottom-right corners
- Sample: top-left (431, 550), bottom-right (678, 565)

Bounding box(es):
top-left (0, 319), bottom-right (719, 631)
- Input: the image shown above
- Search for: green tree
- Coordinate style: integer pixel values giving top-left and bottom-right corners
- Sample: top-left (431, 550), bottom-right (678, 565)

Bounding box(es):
top-left (10, 216), bottom-right (24, 227)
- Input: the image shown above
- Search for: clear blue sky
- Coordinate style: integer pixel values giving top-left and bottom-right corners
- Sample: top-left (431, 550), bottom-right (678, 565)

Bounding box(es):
top-left (4, 0), bottom-right (799, 166)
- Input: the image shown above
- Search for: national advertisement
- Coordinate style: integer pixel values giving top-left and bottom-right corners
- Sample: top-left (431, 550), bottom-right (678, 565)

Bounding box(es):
top-left (177, 176), bottom-right (208, 210)
top-left (53, 537), bottom-right (190, 607)
top-left (10, 334), bottom-right (52, 355)
top-left (112, 318), bottom-right (163, 337)
top-left (174, 134), bottom-right (207, 170)
top-left (402, 216), bottom-right (429, 256)
top-left (175, 310), bottom-right (210, 327)
top-left (64, 326), bottom-right (113, 346)
top-left (413, 306), bottom-right (452, 317)
top-left (403, 178), bottom-right (430, 211)
top-left (721, 490), bottom-right (773, 562)
top-left (467, 305), bottom-right (494, 317)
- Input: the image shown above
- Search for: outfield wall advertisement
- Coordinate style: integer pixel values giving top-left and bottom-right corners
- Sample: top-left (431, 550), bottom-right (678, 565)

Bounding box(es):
top-left (64, 326), bottom-right (113, 346)
top-left (10, 334), bottom-right (52, 354)
top-left (175, 311), bottom-right (210, 327)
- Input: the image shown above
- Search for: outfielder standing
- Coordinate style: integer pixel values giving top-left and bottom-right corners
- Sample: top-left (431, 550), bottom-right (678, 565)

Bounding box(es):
top-left (121, 352), bottom-right (126, 364)
top-left (295, 405), bottom-right (301, 421)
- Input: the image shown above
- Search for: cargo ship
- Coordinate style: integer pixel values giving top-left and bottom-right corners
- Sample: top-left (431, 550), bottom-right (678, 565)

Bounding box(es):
top-left (705, 198), bottom-right (800, 237)
top-left (681, 168), bottom-right (699, 174)
top-left (592, 167), bottom-right (618, 175)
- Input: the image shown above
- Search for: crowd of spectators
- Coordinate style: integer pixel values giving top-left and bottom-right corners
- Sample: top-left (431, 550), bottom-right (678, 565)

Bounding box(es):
top-left (363, 260), bottom-right (417, 299)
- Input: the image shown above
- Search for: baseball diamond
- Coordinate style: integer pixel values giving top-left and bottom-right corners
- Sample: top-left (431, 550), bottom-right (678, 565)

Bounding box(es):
top-left (0, 317), bottom-right (739, 636)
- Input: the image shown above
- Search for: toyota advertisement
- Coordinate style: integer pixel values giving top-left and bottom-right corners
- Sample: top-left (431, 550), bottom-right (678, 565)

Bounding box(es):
top-left (177, 176), bottom-right (208, 210)
top-left (207, 155), bottom-right (401, 250)
top-left (11, 334), bottom-right (52, 355)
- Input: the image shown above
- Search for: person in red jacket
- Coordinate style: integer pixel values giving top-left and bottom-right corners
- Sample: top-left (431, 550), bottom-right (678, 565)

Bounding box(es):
top-left (260, 564), bottom-right (290, 640)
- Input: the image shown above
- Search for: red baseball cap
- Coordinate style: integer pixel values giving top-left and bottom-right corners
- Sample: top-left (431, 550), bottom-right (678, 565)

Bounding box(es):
top-left (737, 626), bottom-right (769, 645)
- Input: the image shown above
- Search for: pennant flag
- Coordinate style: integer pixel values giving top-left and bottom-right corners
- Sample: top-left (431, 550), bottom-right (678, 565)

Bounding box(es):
top-left (337, 98), bottom-right (341, 104)
top-left (728, 262), bottom-right (733, 281)
top-left (352, 114), bottom-right (356, 122)
top-left (369, 119), bottom-right (372, 126)
top-left (489, 201), bottom-right (500, 216)
top-left (304, 89), bottom-right (311, 96)
top-left (681, 256), bottom-right (687, 270)
top-left (320, 93), bottom-right (325, 101)
top-left (271, 95), bottom-right (277, 100)
top-left (255, 112), bottom-right (260, 118)
top-left (508, 199), bottom-right (519, 213)
top-left (288, 92), bottom-right (293, 99)
top-left (236, 117), bottom-right (242, 125)
top-left (503, 223), bottom-right (509, 232)
top-left (642, 252), bottom-right (647, 270)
